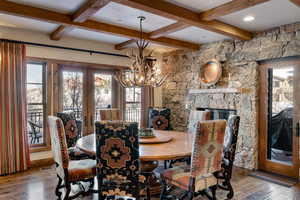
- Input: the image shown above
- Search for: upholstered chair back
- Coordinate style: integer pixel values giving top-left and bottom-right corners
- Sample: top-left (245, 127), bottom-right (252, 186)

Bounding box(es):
top-left (191, 120), bottom-right (226, 177)
top-left (187, 110), bottom-right (211, 134)
top-left (57, 111), bottom-right (79, 148)
top-left (48, 116), bottom-right (69, 180)
top-left (99, 109), bottom-right (122, 121)
top-left (95, 121), bottom-right (140, 198)
top-left (223, 115), bottom-right (240, 165)
top-left (148, 107), bottom-right (171, 130)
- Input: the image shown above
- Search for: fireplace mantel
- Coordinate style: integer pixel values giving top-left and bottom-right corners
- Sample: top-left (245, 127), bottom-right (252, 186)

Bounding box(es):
top-left (189, 88), bottom-right (251, 94)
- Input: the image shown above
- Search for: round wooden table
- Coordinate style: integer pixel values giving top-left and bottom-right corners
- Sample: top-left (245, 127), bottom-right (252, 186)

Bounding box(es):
top-left (76, 130), bottom-right (193, 161)
top-left (76, 130), bottom-right (193, 195)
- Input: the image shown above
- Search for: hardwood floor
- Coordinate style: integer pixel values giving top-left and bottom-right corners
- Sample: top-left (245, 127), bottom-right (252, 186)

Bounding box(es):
top-left (0, 165), bottom-right (300, 200)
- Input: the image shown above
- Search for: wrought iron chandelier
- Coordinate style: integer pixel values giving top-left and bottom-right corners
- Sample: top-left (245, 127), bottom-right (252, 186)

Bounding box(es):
top-left (115, 16), bottom-right (169, 88)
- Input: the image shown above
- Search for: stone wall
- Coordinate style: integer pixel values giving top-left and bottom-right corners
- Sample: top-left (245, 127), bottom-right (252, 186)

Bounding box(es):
top-left (160, 22), bottom-right (300, 170)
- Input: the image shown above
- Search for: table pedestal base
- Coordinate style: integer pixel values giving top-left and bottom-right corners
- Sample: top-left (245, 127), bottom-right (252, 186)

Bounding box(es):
top-left (141, 160), bottom-right (162, 196)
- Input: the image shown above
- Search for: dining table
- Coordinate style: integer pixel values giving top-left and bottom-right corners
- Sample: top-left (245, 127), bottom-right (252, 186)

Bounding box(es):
top-left (76, 130), bottom-right (193, 194)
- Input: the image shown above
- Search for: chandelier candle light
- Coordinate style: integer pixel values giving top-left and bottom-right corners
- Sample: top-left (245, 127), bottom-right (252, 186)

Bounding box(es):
top-left (115, 16), bottom-right (170, 88)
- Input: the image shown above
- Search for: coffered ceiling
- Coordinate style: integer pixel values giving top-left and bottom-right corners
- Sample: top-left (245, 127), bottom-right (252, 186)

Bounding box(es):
top-left (0, 0), bottom-right (299, 53)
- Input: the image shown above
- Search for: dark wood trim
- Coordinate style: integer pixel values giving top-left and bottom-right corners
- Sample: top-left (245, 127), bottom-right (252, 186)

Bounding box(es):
top-left (26, 57), bottom-right (129, 70)
top-left (259, 58), bottom-right (300, 178)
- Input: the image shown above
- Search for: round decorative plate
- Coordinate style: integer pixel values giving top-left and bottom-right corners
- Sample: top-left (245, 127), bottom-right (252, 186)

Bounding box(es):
top-left (200, 59), bottom-right (222, 86)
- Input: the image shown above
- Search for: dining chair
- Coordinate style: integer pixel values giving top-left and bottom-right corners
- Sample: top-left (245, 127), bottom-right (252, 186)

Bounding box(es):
top-left (48, 116), bottom-right (96, 200)
top-left (57, 111), bottom-right (92, 160)
top-left (99, 108), bottom-right (122, 121)
top-left (160, 120), bottom-right (227, 200)
top-left (168, 110), bottom-right (212, 168)
top-left (148, 107), bottom-right (172, 130)
top-left (215, 115), bottom-right (240, 199)
top-left (95, 121), bottom-right (150, 200)
top-left (187, 110), bottom-right (211, 134)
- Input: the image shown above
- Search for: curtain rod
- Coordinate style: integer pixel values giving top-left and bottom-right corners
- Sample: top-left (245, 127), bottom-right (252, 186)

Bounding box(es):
top-left (0, 38), bottom-right (129, 58)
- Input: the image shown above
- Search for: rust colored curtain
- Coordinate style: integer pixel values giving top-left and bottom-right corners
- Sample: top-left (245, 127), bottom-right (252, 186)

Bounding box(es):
top-left (0, 41), bottom-right (30, 175)
top-left (141, 86), bottom-right (154, 128)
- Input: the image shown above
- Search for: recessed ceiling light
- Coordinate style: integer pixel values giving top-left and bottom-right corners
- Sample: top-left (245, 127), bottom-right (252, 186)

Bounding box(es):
top-left (243, 15), bottom-right (255, 22)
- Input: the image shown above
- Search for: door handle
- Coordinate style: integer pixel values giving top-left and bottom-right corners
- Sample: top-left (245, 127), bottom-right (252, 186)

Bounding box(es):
top-left (296, 122), bottom-right (300, 137)
top-left (84, 116), bottom-right (87, 127)
top-left (90, 115), bottom-right (93, 126)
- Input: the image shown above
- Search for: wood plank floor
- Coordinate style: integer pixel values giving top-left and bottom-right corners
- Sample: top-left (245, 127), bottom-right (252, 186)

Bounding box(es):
top-left (0, 165), bottom-right (300, 200)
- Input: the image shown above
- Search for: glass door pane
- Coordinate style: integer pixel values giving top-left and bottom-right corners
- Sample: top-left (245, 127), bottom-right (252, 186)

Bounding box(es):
top-left (125, 87), bottom-right (141, 124)
top-left (26, 63), bottom-right (46, 146)
top-left (268, 68), bottom-right (294, 164)
top-left (61, 70), bottom-right (84, 137)
top-left (94, 73), bottom-right (112, 121)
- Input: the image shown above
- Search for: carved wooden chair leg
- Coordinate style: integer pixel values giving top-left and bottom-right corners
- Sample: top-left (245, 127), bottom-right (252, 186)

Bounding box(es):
top-left (226, 180), bottom-right (234, 199)
top-left (55, 175), bottom-right (63, 199)
top-left (187, 191), bottom-right (194, 200)
top-left (64, 183), bottom-right (71, 200)
top-left (160, 177), bottom-right (167, 200)
top-left (210, 185), bottom-right (217, 200)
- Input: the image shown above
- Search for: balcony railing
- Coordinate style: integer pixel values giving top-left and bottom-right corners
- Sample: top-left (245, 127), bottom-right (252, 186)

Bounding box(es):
top-left (27, 107), bottom-right (142, 129)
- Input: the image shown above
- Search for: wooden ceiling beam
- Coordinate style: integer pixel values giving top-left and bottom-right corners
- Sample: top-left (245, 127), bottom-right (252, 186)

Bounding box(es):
top-left (115, 22), bottom-right (188, 50)
top-left (112, 0), bottom-right (253, 40)
top-left (149, 22), bottom-right (189, 39)
top-left (0, 1), bottom-right (199, 50)
top-left (50, 0), bottom-right (111, 40)
top-left (290, 0), bottom-right (300, 7)
top-left (199, 0), bottom-right (270, 21)
top-left (115, 39), bottom-right (136, 50)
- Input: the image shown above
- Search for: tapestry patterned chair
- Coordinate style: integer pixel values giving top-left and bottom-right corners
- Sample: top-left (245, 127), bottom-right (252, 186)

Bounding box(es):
top-left (99, 109), bottom-right (122, 121)
top-left (160, 120), bottom-right (227, 200)
top-left (57, 111), bottom-right (91, 160)
top-left (215, 115), bottom-right (240, 199)
top-left (48, 116), bottom-right (96, 200)
top-left (148, 107), bottom-right (171, 130)
top-left (168, 110), bottom-right (212, 168)
top-left (95, 121), bottom-right (150, 200)
top-left (187, 110), bottom-right (211, 134)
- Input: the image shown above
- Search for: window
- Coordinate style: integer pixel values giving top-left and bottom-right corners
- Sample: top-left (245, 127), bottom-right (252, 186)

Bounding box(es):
top-left (94, 73), bottom-right (113, 121)
top-left (125, 87), bottom-right (141, 124)
top-left (26, 63), bottom-right (46, 147)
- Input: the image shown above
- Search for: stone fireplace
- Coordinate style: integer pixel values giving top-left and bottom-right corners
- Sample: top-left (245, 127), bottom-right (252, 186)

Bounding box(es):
top-left (161, 22), bottom-right (300, 170)
top-left (187, 88), bottom-right (258, 170)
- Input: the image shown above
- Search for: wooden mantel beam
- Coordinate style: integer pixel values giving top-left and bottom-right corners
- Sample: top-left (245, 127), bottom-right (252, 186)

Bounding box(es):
top-left (199, 0), bottom-right (270, 21)
top-left (0, 1), bottom-right (200, 50)
top-left (50, 0), bottom-right (111, 40)
top-left (112, 0), bottom-right (253, 40)
top-left (290, 0), bottom-right (300, 7)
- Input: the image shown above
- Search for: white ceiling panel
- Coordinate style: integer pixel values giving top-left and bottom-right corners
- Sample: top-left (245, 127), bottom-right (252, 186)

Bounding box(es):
top-left (165, 0), bottom-right (232, 12)
top-left (218, 0), bottom-right (300, 32)
top-left (168, 26), bottom-right (229, 44)
top-left (66, 28), bottom-right (129, 44)
top-left (92, 2), bottom-right (176, 32)
top-left (7, 0), bottom-right (85, 14)
top-left (0, 14), bottom-right (57, 32)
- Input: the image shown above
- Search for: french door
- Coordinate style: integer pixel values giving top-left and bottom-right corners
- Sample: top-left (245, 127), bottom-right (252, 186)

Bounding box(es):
top-left (259, 57), bottom-right (300, 178)
top-left (59, 66), bottom-right (115, 135)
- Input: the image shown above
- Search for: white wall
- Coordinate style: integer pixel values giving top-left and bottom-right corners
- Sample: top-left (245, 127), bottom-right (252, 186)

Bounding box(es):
top-left (0, 26), bottom-right (131, 66)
